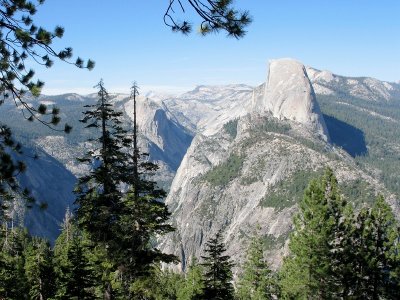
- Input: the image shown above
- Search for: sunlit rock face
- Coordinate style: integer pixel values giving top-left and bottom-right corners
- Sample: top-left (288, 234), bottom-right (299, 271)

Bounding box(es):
top-left (253, 58), bottom-right (330, 141)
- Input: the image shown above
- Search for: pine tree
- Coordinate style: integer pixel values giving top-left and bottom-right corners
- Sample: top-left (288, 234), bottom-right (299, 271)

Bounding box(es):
top-left (349, 195), bottom-right (400, 299)
top-left (53, 208), bottom-right (96, 299)
top-left (279, 168), bottom-right (348, 299)
top-left (164, 0), bottom-right (252, 38)
top-left (75, 80), bottom-right (130, 246)
top-left (75, 81), bottom-right (175, 297)
top-left (200, 230), bottom-right (234, 300)
top-left (0, 0), bottom-right (94, 122)
top-left (236, 235), bottom-right (274, 300)
top-left (115, 83), bottom-right (176, 293)
top-left (0, 227), bottom-right (30, 299)
top-left (0, 0), bottom-right (95, 228)
top-left (74, 80), bottom-right (132, 298)
top-left (177, 257), bottom-right (204, 300)
top-left (24, 237), bottom-right (55, 300)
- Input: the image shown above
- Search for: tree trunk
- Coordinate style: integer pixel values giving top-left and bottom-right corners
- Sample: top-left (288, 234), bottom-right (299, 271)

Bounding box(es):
top-left (104, 282), bottom-right (113, 300)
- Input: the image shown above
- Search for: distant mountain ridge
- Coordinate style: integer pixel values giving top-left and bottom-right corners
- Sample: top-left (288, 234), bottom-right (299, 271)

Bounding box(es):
top-left (159, 59), bottom-right (400, 271)
top-left (0, 58), bottom-right (399, 251)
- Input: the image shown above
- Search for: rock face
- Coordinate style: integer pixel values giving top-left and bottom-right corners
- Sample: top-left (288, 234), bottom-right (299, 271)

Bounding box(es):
top-left (2, 57), bottom-right (400, 257)
top-left (160, 59), bottom-right (399, 273)
top-left (163, 84), bottom-right (254, 136)
top-left (12, 146), bottom-right (76, 242)
top-left (124, 96), bottom-right (193, 175)
top-left (253, 59), bottom-right (329, 141)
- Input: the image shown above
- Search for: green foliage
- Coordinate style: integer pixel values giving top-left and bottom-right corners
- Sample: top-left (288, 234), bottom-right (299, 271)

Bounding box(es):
top-left (177, 258), bottom-right (205, 300)
top-left (203, 153), bottom-right (244, 186)
top-left (346, 195), bottom-right (400, 298)
top-left (24, 237), bottom-right (56, 299)
top-left (53, 209), bottom-right (97, 299)
top-left (260, 169), bottom-right (322, 211)
top-left (279, 168), bottom-right (348, 299)
top-left (129, 267), bottom-right (185, 300)
top-left (223, 119), bottom-right (239, 139)
top-left (236, 235), bottom-right (275, 299)
top-left (164, 0), bottom-right (252, 38)
top-left (0, 227), bottom-right (30, 299)
top-left (75, 79), bottom-right (134, 245)
top-left (280, 168), bottom-right (400, 299)
top-left (75, 81), bottom-right (176, 298)
top-left (200, 230), bottom-right (235, 300)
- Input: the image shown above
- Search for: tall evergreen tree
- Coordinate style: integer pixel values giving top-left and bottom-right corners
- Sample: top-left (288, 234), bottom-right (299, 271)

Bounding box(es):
top-left (116, 83), bottom-right (176, 285)
top-left (200, 230), bottom-right (234, 300)
top-left (236, 234), bottom-right (274, 300)
top-left (75, 79), bottom-right (130, 246)
top-left (279, 168), bottom-right (348, 299)
top-left (74, 80), bottom-right (133, 298)
top-left (75, 80), bottom-right (175, 297)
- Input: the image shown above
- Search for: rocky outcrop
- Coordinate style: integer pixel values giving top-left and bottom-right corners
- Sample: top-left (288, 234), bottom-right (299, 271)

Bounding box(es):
top-left (160, 59), bottom-right (398, 273)
top-left (161, 111), bottom-right (390, 272)
top-left (124, 97), bottom-right (193, 173)
top-left (253, 59), bottom-right (330, 141)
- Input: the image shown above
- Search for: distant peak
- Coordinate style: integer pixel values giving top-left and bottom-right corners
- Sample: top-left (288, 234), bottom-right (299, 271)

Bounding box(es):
top-left (253, 58), bottom-right (330, 141)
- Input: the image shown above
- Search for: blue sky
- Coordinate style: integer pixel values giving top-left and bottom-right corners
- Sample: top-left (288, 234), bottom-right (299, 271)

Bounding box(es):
top-left (32, 0), bottom-right (400, 95)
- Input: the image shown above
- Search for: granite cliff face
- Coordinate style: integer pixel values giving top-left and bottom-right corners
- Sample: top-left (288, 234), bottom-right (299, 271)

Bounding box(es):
top-left (160, 59), bottom-right (398, 272)
top-left (253, 59), bottom-right (329, 141)
top-left (9, 146), bottom-right (76, 241)
top-left (2, 58), bottom-right (400, 255)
